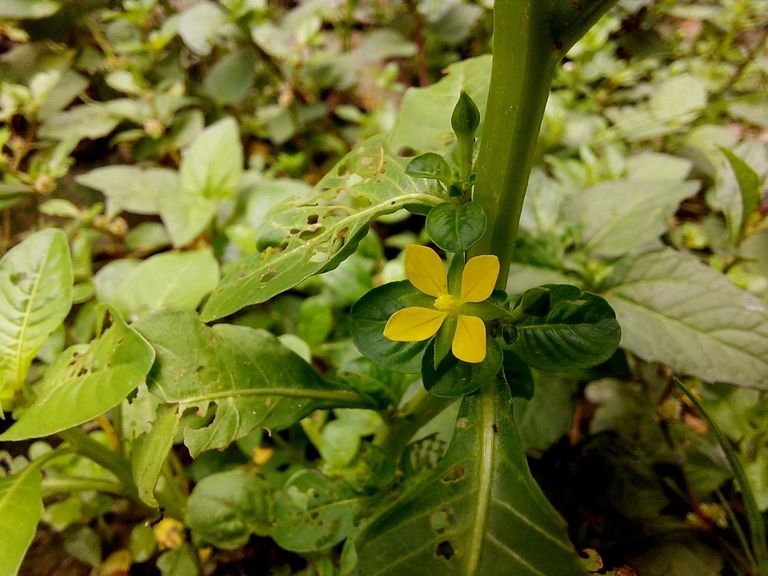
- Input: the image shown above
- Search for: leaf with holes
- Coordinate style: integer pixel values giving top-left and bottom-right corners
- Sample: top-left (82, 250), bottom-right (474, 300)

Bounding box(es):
top-left (0, 229), bottom-right (73, 409)
top-left (201, 136), bottom-right (439, 321)
top-left (343, 378), bottom-right (585, 575)
top-left (0, 309), bottom-right (155, 441)
top-left (134, 309), bottom-right (371, 458)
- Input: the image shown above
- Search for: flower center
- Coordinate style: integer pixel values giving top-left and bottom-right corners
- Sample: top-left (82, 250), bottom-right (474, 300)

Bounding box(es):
top-left (434, 293), bottom-right (457, 312)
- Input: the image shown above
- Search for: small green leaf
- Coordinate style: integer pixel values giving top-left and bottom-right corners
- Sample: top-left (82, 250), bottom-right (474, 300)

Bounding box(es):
top-left (421, 338), bottom-right (502, 397)
top-left (511, 285), bottom-right (621, 372)
top-left (76, 165), bottom-right (177, 218)
top-left (131, 404), bottom-right (180, 508)
top-left (0, 0), bottom-right (61, 19)
top-left (179, 117), bottom-right (242, 200)
top-left (406, 153), bottom-right (453, 184)
top-left (426, 201), bottom-right (487, 253)
top-left (719, 147), bottom-right (761, 242)
top-left (273, 470), bottom-right (363, 553)
top-left (186, 469), bottom-right (273, 549)
top-left (203, 47), bottom-right (257, 106)
top-left (1, 309), bottom-right (155, 441)
top-left (0, 466), bottom-right (43, 576)
top-left (157, 543), bottom-right (199, 576)
top-left (0, 229), bottom-right (73, 407)
top-left (350, 281), bottom-right (432, 374)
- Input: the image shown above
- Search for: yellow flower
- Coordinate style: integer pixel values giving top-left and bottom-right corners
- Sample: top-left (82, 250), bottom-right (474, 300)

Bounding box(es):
top-left (383, 245), bottom-right (499, 363)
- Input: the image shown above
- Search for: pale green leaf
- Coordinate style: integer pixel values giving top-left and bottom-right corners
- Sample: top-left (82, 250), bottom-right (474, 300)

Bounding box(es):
top-left (0, 0), bottom-right (60, 19)
top-left (0, 466), bottom-right (43, 576)
top-left (132, 404), bottom-right (180, 508)
top-left (572, 179), bottom-right (699, 257)
top-left (203, 47), bottom-right (257, 105)
top-left (107, 249), bottom-right (219, 320)
top-left (201, 136), bottom-right (438, 321)
top-left (604, 249), bottom-right (768, 388)
top-left (159, 193), bottom-right (217, 248)
top-left (391, 55), bottom-right (491, 154)
top-left (345, 380), bottom-right (585, 576)
top-left (76, 166), bottom-right (178, 218)
top-left (0, 310), bottom-right (155, 440)
top-left (179, 117), bottom-right (242, 200)
top-left (0, 229), bottom-right (73, 407)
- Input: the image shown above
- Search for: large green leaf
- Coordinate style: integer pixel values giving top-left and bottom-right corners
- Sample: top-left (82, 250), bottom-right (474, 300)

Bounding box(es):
top-left (186, 468), bottom-right (273, 550)
top-left (344, 379), bottom-right (585, 576)
top-left (603, 249), bottom-right (768, 388)
top-left (571, 179), bottom-right (699, 257)
top-left (134, 309), bottom-right (369, 458)
top-left (0, 466), bottom-right (43, 576)
top-left (105, 249), bottom-right (219, 320)
top-left (201, 136), bottom-right (439, 321)
top-left (511, 285), bottom-right (621, 372)
top-left (0, 229), bottom-right (73, 408)
top-left (0, 310), bottom-right (155, 440)
top-left (390, 56), bottom-right (491, 154)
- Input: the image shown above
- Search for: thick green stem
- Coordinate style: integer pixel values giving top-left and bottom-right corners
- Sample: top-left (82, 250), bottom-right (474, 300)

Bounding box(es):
top-left (472, 0), bottom-right (618, 286)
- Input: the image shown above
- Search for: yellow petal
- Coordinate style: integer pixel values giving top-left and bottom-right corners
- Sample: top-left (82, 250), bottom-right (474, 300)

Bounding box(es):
top-left (405, 245), bottom-right (448, 297)
top-left (460, 254), bottom-right (500, 303)
top-left (452, 314), bottom-right (486, 363)
top-left (383, 307), bottom-right (446, 342)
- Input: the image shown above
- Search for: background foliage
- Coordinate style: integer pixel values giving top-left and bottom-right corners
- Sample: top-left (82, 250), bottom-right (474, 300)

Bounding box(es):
top-left (1, 0), bottom-right (768, 574)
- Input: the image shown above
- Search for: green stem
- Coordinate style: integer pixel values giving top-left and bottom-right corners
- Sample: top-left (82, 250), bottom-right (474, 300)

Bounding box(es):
top-left (472, 0), bottom-right (618, 286)
top-left (375, 387), bottom-right (455, 457)
top-left (58, 428), bottom-right (137, 500)
top-left (42, 477), bottom-right (127, 497)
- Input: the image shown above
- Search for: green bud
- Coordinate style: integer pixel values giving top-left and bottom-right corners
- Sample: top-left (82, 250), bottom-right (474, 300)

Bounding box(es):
top-left (451, 90), bottom-right (480, 137)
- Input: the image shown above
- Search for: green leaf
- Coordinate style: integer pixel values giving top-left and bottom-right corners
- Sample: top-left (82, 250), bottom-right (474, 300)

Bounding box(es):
top-left (1, 309), bottom-right (155, 441)
top-left (179, 117), bottom-right (242, 200)
top-left (157, 543), bottom-right (199, 576)
top-left (0, 466), bottom-right (43, 576)
top-left (391, 56), bottom-right (491, 154)
top-left (159, 194), bottom-right (217, 248)
top-left (511, 285), bottom-right (621, 372)
top-left (406, 153), bottom-right (453, 184)
top-left (603, 249), bottom-right (768, 388)
top-left (0, 229), bottom-right (73, 407)
top-left (76, 165), bottom-right (178, 218)
top-left (39, 104), bottom-right (119, 141)
top-left (131, 404), bottom-right (180, 508)
top-left (134, 310), bottom-right (368, 458)
top-left (0, 0), bottom-right (60, 19)
top-left (572, 179), bottom-right (699, 257)
top-left (185, 468), bottom-right (273, 549)
top-left (426, 202), bottom-right (487, 253)
top-left (273, 470), bottom-right (364, 553)
top-left (344, 379), bottom-right (585, 576)
top-left (718, 147), bottom-right (762, 242)
top-left (203, 47), bottom-right (257, 105)
top-left (421, 339), bottom-right (502, 397)
top-left (350, 281), bottom-right (432, 374)
top-left (201, 136), bottom-right (438, 321)
top-left (106, 249), bottom-right (219, 320)
top-left (177, 1), bottom-right (226, 56)
top-left (513, 372), bottom-right (578, 451)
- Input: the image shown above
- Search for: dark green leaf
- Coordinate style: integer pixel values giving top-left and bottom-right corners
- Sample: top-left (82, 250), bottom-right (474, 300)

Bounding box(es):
top-left (719, 147), bottom-right (761, 242)
top-left (273, 470), bottom-right (364, 553)
top-left (350, 281), bottom-right (432, 374)
top-left (344, 379), bottom-right (585, 575)
top-left (426, 201), bottom-right (486, 253)
top-left (421, 339), bottom-right (502, 397)
top-left (186, 469), bottom-right (273, 549)
top-left (511, 285), bottom-right (621, 372)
